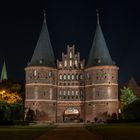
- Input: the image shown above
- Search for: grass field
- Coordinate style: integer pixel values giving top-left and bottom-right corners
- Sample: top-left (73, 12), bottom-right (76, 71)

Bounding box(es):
top-left (86, 123), bottom-right (140, 140)
top-left (0, 125), bottom-right (53, 140)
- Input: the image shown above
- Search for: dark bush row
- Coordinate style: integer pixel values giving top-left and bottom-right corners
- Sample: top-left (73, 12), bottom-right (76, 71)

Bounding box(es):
top-left (107, 119), bottom-right (140, 123)
top-left (0, 120), bottom-right (29, 126)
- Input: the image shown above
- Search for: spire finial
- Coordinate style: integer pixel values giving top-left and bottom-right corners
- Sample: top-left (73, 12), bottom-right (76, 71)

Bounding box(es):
top-left (96, 9), bottom-right (99, 24)
top-left (43, 9), bottom-right (46, 23)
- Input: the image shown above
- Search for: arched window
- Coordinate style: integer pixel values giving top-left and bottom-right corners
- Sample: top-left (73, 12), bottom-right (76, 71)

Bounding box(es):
top-left (67, 90), bottom-right (70, 96)
top-left (76, 74), bottom-right (79, 80)
top-left (70, 52), bottom-right (72, 58)
top-left (59, 90), bottom-right (62, 95)
top-left (86, 72), bottom-right (90, 79)
top-left (33, 70), bottom-right (37, 76)
top-left (63, 90), bottom-right (66, 95)
top-left (50, 88), bottom-right (52, 99)
top-left (80, 63), bottom-right (83, 69)
top-left (64, 60), bottom-right (67, 67)
top-left (76, 91), bottom-right (79, 96)
top-left (80, 74), bottom-right (83, 80)
top-left (67, 74), bottom-right (70, 80)
top-left (48, 71), bottom-right (52, 77)
top-left (72, 91), bottom-right (74, 95)
top-left (75, 60), bottom-right (78, 66)
top-left (63, 74), bottom-right (66, 80)
top-left (72, 74), bottom-right (75, 80)
top-left (59, 74), bottom-right (62, 80)
top-left (34, 87), bottom-right (38, 99)
top-left (70, 60), bottom-right (72, 67)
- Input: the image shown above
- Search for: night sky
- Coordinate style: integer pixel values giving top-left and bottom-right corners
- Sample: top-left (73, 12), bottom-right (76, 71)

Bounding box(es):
top-left (0, 0), bottom-right (139, 85)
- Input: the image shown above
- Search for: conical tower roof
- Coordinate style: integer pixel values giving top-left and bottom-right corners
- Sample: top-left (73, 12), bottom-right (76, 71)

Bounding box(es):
top-left (86, 11), bottom-right (114, 68)
top-left (29, 11), bottom-right (55, 67)
top-left (1, 61), bottom-right (8, 81)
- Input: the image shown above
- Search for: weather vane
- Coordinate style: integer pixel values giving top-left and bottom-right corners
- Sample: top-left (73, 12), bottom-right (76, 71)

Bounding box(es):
top-left (96, 9), bottom-right (100, 24)
top-left (42, 9), bottom-right (46, 16)
top-left (42, 9), bottom-right (46, 23)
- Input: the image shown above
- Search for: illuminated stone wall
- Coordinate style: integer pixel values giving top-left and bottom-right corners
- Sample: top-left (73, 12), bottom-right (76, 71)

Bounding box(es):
top-left (25, 66), bottom-right (57, 122)
top-left (85, 66), bottom-right (119, 122)
top-left (25, 46), bottom-right (118, 123)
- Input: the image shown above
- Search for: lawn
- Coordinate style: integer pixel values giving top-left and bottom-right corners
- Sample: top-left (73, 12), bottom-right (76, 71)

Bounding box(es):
top-left (86, 123), bottom-right (140, 140)
top-left (0, 125), bottom-right (54, 140)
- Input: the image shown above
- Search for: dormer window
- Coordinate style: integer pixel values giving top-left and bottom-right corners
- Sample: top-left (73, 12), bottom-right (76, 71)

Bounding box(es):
top-left (39, 58), bottom-right (44, 64)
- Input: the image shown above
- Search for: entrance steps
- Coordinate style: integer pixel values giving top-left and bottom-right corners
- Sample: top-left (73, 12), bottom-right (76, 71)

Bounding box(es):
top-left (55, 123), bottom-right (84, 128)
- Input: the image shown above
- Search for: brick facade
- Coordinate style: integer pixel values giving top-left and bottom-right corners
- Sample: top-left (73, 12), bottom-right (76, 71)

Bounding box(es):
top-left (25, 46), bottom-right (119, 122)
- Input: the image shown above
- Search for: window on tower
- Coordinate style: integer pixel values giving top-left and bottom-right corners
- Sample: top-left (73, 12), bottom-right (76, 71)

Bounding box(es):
top-left (48, 71), bottom-right (52, 77)
top-left (59, 74), bottom-right (62, 80)
top-left (34, 87), bottom-right (38, 99)
top-left (68, 74), bottom-right (70, 80)
top-left (33, 70), bottom-right (37, 77)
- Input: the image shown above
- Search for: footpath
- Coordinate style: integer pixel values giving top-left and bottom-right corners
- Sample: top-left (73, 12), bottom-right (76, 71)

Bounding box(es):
top-left (34, 123), bottom-right (103, 140)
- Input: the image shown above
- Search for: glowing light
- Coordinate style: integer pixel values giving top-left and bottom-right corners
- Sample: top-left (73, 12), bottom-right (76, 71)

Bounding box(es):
top-left (0, 90), bottom-right (22, 104)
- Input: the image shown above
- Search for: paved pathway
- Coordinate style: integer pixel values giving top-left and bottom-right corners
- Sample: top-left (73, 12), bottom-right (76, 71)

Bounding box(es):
top-left (35, 126), bottom-right (103, 140)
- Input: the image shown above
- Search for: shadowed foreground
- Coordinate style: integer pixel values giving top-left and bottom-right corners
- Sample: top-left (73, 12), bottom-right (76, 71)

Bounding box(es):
top-left (35, 127), bottom-right (103, 140)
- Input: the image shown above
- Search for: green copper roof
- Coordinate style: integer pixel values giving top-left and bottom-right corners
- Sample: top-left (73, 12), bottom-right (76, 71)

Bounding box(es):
top-left (29, 13), bottom-right (55, 67)
top-left (1, 61), bottom-right (8, 81)
top-left (86, 13), bottom-right (114, 68)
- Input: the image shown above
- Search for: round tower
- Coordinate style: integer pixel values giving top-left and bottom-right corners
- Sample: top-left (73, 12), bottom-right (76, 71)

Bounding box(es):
top-left (25, 12), bottom-right (57, 122)
top-left (85, 11), bottom-right (119, 122)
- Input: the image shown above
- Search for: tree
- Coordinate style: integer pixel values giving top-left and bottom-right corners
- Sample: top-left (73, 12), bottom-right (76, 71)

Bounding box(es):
top-left (120, 86), bottom-right (140, 120)
top-left (120, 86), bottom-right (137, 106)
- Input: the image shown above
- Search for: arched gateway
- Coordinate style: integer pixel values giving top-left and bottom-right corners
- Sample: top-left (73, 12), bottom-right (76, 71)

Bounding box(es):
top-left (63, 107), bottom-right (80, 122)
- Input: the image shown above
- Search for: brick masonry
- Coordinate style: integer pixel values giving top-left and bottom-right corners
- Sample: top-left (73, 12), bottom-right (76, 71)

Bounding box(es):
top-left (25, 46), bottom-right (119, 122)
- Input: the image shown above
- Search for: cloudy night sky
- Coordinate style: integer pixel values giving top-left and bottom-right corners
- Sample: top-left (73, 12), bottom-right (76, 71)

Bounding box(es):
top-left (0, 0), bottom-right (139, 85)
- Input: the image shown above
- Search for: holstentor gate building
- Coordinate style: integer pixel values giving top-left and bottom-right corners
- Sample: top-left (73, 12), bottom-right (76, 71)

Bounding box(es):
top-left (25, 12), bottom-right (119, 122)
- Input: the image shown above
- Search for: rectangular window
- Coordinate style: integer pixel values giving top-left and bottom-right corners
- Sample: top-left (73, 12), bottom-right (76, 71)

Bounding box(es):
top-left (34, 87), bottom-right (38, 99)
top-left (50, 88), bottom-right (52, 99)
